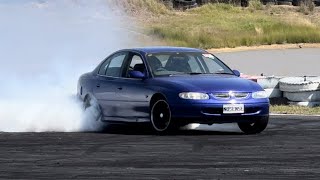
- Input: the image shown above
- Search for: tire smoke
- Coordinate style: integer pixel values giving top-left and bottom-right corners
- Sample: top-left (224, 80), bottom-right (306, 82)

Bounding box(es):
top-left (0, 0), bottom-right (138, 132)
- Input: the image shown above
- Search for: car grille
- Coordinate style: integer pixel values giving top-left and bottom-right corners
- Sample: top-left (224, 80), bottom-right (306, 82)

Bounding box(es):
top-left (212, 92), bottom-right (250, 100)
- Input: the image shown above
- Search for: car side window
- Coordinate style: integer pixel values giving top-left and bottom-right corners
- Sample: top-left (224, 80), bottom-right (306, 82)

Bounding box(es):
top-left (130, 55), bottom-right (143, 68)
top-left (98, 52), bottom-right (127, 77)
top-left (125, 54), bottom-right (145, 78)
top-left (98, 59), bottom-right (111, 75)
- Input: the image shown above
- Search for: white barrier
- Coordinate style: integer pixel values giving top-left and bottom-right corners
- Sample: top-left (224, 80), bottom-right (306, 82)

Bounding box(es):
top-left (242, 74), bottom-right (320, 107)
top-left (265, 88), bottom-right (282, 98)
top-left (257, 76), bottom-right (282, 89)
top-left (241, 74), bottom-right (320, 107)
top-left (279, 77), bottom-right (320, 92)
top-left (284, 91), bottom-right (320, 102)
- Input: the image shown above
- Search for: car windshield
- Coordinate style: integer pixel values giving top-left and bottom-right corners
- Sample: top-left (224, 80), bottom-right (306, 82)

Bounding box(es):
top-left (146, 52), bottom-right (234, 77)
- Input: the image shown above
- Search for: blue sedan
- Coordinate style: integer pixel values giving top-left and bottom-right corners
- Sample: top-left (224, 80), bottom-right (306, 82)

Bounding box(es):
top-left (78, 47), bottom-right (269, 134)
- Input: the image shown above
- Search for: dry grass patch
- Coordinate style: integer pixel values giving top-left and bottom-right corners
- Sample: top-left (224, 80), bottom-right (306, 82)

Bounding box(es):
top-left (127, 0), bottom-right (320, 48)
top-left (112, 0), bottom-right (170, 16)
top-left (150, 4), bottom-right (320, 48)
top-left (271, 105), bottom-right (320, 115)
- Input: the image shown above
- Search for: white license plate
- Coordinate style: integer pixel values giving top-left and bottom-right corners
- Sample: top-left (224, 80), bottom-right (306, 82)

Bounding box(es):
top-left (223, 104), bottom-right (244, 114)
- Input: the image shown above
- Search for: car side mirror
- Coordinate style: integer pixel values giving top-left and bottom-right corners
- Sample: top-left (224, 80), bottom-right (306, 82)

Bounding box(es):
top-left (233, 70), bottom-right (240, 77)
top-left (129, 70), bottom-right (146, 79)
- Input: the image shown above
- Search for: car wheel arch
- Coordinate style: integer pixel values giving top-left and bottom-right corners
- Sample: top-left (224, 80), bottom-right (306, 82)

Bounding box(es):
top-left (150, 93), bottom-right (168, 107)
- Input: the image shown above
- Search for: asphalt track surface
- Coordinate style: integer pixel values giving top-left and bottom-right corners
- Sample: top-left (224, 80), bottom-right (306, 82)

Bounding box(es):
top-left (1, 115), bottom-right (320, 179)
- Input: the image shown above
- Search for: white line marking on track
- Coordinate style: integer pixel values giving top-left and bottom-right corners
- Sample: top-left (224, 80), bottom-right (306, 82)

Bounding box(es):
top-left (270, 113), bottom-right (320, 117)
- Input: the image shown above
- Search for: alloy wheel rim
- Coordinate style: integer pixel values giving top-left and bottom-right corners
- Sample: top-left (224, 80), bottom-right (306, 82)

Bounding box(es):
top-left (151, 100), bottom-right (171, 132)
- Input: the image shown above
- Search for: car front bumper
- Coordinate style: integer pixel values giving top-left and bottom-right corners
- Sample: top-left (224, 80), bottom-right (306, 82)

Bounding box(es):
top-left (170, 102), bottom-right (269, 124)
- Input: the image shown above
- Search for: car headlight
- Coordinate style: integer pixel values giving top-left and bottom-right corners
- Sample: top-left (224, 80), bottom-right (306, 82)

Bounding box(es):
top-left (252, 91), bottom-right (268, 99)
top-left (179, 92), bottom-right (209, 100)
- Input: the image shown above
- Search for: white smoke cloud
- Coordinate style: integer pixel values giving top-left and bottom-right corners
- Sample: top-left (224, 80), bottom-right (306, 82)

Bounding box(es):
top-left (0, 0), bottom-right (138, 132)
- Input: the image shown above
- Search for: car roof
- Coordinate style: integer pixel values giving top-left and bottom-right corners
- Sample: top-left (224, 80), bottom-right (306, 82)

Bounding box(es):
top-left (130, 46), bottom-right (207, 54)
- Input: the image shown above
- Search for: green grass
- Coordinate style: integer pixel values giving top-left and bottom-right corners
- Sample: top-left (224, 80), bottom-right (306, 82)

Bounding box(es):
top-left (138, 2), bottom-right (320, 48)
top-left (271, 105), bottom-right (320, 115)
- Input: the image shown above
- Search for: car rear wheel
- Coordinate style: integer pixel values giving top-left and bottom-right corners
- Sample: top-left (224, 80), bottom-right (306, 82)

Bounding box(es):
top-left (151, 99), bottom-right (176, 133)
top-left (84, 96), bottom-right (102, 122)
top-left (238, 117), bottom-right (269, 134)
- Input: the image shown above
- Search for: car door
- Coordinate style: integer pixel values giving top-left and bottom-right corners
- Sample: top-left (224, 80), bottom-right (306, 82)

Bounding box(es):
top-left (115, 52), bottom-right (152, 122)
top-left (92, 51), bottom-right (128, 121)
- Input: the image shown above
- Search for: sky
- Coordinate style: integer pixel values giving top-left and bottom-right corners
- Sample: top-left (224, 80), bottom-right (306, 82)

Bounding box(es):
top-left (0, 0), bottom-right (139, 132)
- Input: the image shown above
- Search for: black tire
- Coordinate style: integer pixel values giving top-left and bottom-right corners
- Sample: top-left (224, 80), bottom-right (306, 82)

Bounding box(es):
top-left (241, 0), bottom-right (249, 7)
top-left (173, 0), bottom-right (197, 9)
top-left (173, 1), bottom-right (179, 9)
top-left (196, 0), bottom-right (209, 5)
top-left (238, 117), bottom-right (269, 134)
top-left (292, 0), bottom-right (302, 6)
top-left (150, 99), bottom-right (177, 134)
top-left (277, 0), bottom-right (293, 5)
top-left (262, 0), bottom-right (277, 5)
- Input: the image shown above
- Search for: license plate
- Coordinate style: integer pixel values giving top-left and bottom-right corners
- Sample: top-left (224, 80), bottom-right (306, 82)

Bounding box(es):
top-left (223, 104), bottom-right (244, 114)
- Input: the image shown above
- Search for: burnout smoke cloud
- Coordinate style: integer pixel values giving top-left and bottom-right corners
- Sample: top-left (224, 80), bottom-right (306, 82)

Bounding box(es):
top-left (0, 0), bottom-right (137, 132)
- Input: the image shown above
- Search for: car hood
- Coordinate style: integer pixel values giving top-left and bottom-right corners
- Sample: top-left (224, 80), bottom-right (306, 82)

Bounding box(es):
top-left (152, 75), bottom-right (263, 92)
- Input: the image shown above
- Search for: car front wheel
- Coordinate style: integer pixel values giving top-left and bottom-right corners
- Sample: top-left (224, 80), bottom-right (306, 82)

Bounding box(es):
top-left (150, 99), bottom-right (176, 133)
top-left (238, 117), bottom-right (269, 134)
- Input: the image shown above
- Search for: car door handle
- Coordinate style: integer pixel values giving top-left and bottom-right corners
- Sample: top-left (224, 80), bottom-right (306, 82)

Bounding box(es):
top-left (96, 84), bottom-right (100, 88)
top-left (118, 87), bottom-right (123, 90)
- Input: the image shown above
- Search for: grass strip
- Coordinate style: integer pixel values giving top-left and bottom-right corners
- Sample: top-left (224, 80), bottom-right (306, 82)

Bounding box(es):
top-left (271, 105), bottom-right (320, 115)
top-left (129, 1), bottom-right (320, 48)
